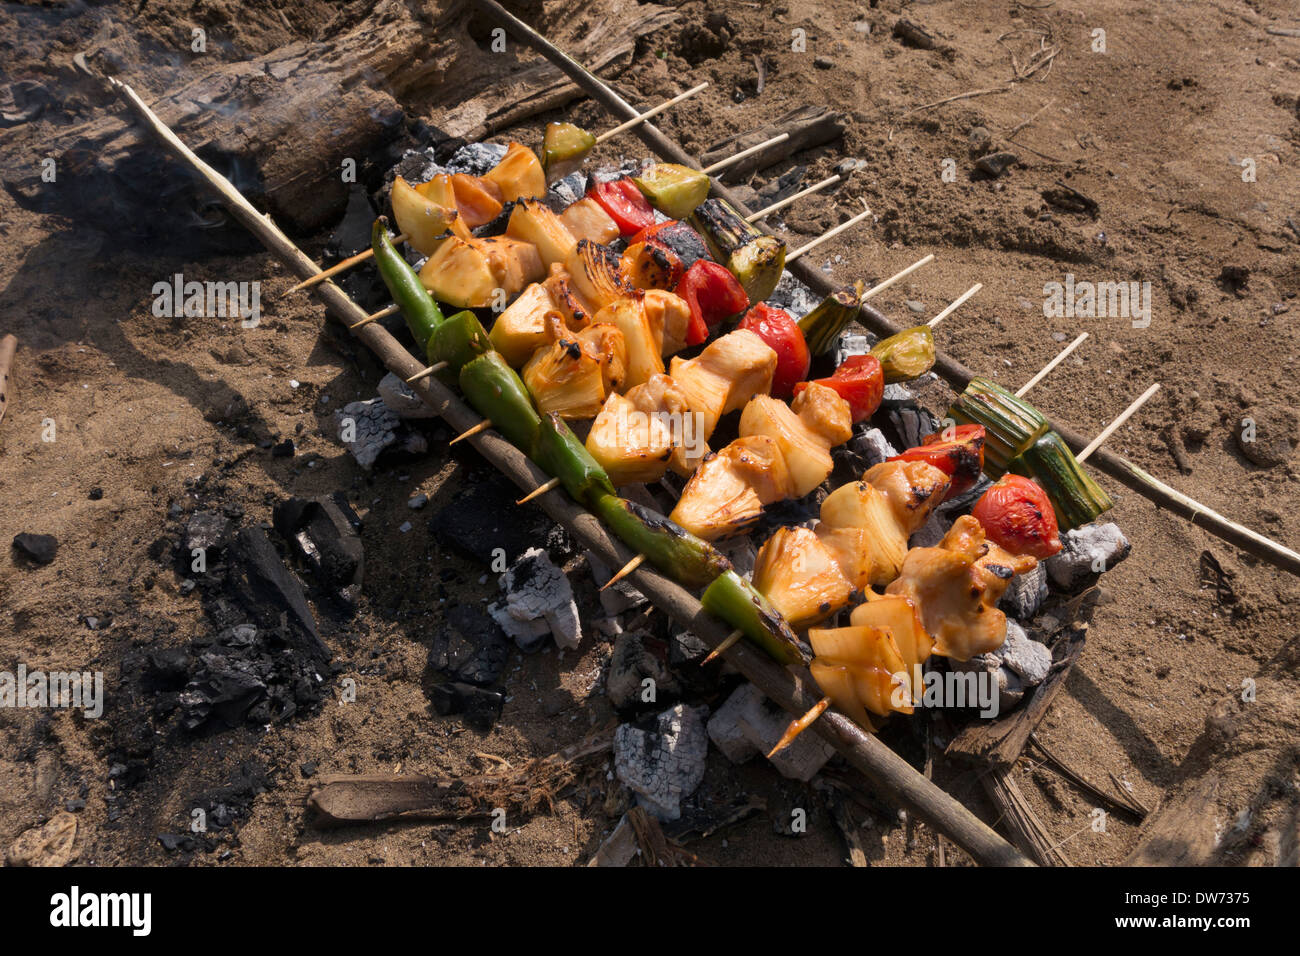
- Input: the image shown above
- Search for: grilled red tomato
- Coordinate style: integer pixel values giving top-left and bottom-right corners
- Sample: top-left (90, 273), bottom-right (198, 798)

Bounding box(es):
top-left (677, 260), bottom-right (750, 346)
top-left (588, 178), bottom-right (655, 235)
top-left (738, 303), bottom-right (810, 398)
top-left (793, 354), bottom-right (884, 423)
top-left (890, 424), bottom-right (985, 499)
top-left (972, 474), bottom-right (1062, 559)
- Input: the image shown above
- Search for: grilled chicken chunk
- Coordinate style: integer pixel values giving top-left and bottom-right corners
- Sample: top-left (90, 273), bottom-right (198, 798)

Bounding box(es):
top-left (885, 514), bottom-right (1034, 661)
top-left (585, 392), bottom-right (677, 486)
top-left (626, 373), bottom-right (705, 477)
top-left (522, 313), bottom-right (626, 420)
top-left (669, 435), bottom-right (793, 540)
top-left (752, 527), bottom-right (854, 628)
top-left (668, 330), bottom-right (776, 438)
top-left (738, 384), bottom-right (851, 498)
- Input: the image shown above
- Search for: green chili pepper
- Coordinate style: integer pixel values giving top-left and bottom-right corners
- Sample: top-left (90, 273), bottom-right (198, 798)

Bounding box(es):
top-left (372, 217), bottom-right (444, 352)
top-left (429, 310), bottom-right (493, 386)
top-left (458, 352), bottom-right (540, 452)
top-left (700, 570), bottom-right (809, 666)
top-left (532, 413), bottom-right (616, 506)
top-left (590, 493), bottom-right (732, 590)
top-left (870, 325), bottom-right (936, 383)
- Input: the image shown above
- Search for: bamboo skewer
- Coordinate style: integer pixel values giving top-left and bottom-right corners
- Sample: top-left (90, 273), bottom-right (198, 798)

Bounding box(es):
top-left (768, 696), bottom-right (830, 758)
top-left (282, 237), bottom-right (408, 297)
top-left (746, 174), bottom-right (841, 222)
top-left (785, 198), bottom-right (873, 263)
top-left (405, 361), bottom-right (449, 384)
top-left (594, 81), bottom-right (709, 144)
top-left (601, 553), bottom-right (645, 590)
top-left (928, 282), bottom-right (983, 328)
top-left (1016, 333), bottom-right (1088, 397)
top-left (516, 476), bottom-right (562, 504)
top-left (701, 629), bottom-right (743, 664)
top-left (700, 132), bottom-right (789, 175)
top-left (348, 303), bottom-right (398, 330)
top-left (1077, 383), bottom-right (1161, 463)
top-left (111, 37), bottom-right (1032, 871)
top-left (860, 254), bottom-right (936, 301)
top-left (449, 420), bottom-right (493, 445)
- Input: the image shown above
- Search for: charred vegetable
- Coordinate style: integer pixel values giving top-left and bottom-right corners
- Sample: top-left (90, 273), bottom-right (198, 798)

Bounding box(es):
top-left (690, 198), bottom-right (787, 303)
top-left (889, 424), bottom-right (986, 500)
top-left (541, 122), bottom-right (596, 181)
top-left (458, 351), bottom-right (541, 453)
top-left (948, 377), bottom-right (1049, 477)
top-left (371, 218), bottom-right (444, 351)
top-left (798, 287), bottom-right (862, 357)
top-left (700, 570), bottom-right (809, 666)
top-left (1008, 430), bottom-right (1113, 531)
top-left (590, 494), bottom-right (733, 589)
top-left (972, 473), bottom-right (1063, 559)
top-left (632, 163), bottom-right (711, 220)
top-left (533, 413), bottom-right (617, 506)
top-left (793, 354), bottom-right (884, 424)
top-left (870, 325), bottom-right (936, 383)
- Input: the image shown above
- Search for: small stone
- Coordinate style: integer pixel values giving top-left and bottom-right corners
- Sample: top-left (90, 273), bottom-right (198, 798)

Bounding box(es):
top-left (6, 813), bottom-right (78, 866)
top-left (407, 493), bottom-right (428, 510)
top-left (1236, 406), bottom-right (1296, 467)
top-left (300, 761), bottom-right (317, 778)
top-left (12, 533), bottom-right (57, 565)
top-left (398, 521), bottom-right (412, 533)
top-left (271, 438), bottom-right (295, 458)
top-left (975, 151), bottom-right (1018, 178)
top-left (905, 299), bottom-right (926, 314)
top-left (968, 126), bottom-right (993, 156)
top-left (814, 56), bottom-right (834, 69)
top-left (88, 487), bottom-right (104, 501)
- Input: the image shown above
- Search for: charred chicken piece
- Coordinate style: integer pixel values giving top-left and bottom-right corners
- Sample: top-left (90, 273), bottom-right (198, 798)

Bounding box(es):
top-left (668, 435), bottom-right (794, 540)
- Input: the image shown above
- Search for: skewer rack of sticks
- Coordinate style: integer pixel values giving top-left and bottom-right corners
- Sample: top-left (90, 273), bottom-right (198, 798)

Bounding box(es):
top-left (103, 0), bottom-right (1299, 867)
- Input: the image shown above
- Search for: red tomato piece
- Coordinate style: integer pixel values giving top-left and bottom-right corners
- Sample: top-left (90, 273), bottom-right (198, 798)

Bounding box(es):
top-left (793, 354), bottom-right (884, 424)
top-left (738, 303), bottom-right (810, 398)
top-left (890, 424), bottom-right (985, 499)
top-left (677, 261), bottom-right (750, 346)
top-left (587, 178), bottom-right (655, 236)
top-left (972, 474), bottom-right (1062, 559)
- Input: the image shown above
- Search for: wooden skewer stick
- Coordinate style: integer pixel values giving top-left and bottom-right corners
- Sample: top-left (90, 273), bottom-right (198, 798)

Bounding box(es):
top-left (860, 253), bottom-right (936, 301)
top-left (516, 476), bottom-right (562, 504)
top-left (1077, 383), bottom-right (1161, 463)
top-left (405, 361), bottom-right (449, 384)
top-left (600, 553), bottom-right (645, 591)
top-left (594, 81), bottom-right (709, 144)
top-left (768, 696), bottom-right (831, 758)
top-left (0, 333), bottom-right (16, 428)
top-left (282, 235), bottom-right (410, 297)
top-left (786, 198), bottom-right (874, 263)
top-left (700, 132), bottom-right (790, 176)
top-left (286, 86), bottom-right (709, 297)
top-left (746, 174), bottom-right (841, 223)
top-left (701, 629), bottom-right (743, 664)
top-left (348, 303), bottom-right (398, 330)
top-left (927, 282), bottom-right (983, 328)
top-left (449, 420), bottom-right (493, 445)
top-left (1016, 332), bottom-right (1088, 398)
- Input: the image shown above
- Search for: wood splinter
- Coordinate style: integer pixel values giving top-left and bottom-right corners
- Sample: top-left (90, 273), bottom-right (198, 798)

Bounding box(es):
top-left (348, 303), bottom-right (398, 330)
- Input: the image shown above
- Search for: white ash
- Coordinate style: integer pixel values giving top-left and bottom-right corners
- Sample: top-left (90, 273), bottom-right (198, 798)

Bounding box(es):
top-left (834, 330), bottom-right (876, 366)
top-left (444, 142), bottom-right (507, 176)
top-left (1045, 522), bottom-right (1132, 591)
top-left (707, 683), bottom-right (835, 782)
top-left (377, 372), bottom-right (439, 419)
top-left (606, 630), bottom-right (680, 711)
top-left (498, 547), bottom-right (583, 651)
top-left (952, 654), bottom-right (1025, 713)
top-left (767, 271), bottom-right (820, 319)
top-left (614, 703), bottom-right (709, 821)
top-left (488, 600), bottom-right (550, 652)
top-left (848, 426), bottom-right (898, 468)
top-left (879, 383), bottom-right (915, 409)
top-left (994, 620), bottom-right (1052, 685)
top-left (1000, 562), bottom-right (1048, 620)
top-left (332, 398), bottom-right (400, 470)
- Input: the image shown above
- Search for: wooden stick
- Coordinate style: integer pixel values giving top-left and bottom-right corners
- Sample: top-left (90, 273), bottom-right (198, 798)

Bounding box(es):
top-left (516, 476), bottom-right (561, 504)
top-left (449, 420), bottom-right (493, 445)
top-left (860, 253), bottom-right (936, 301)
top-left (700, 132), bottom-right (789, 175)
top-left (348, 303), bottom-right (398, 330)
top-left (927, 282), bottom-right (983, 328)
top-left (786, 199), bottom-right (873, 263)
top-left (1016, 332), bottom-right (1087, 397)
top-left (282, 235), bottom-right (408, 296)
top-left (746, 174), bottom-right (840, 222)
top-left (768, 696), bottom-right (830, 758)
top-left (405, 361), bottom-right (449, 384)
top-left (701, 629), bottom-right (743, 664)
top-left (600, 553), bottom-right (645, 590)
top-left (1077, 383), bottom-right (1161, 463)
top-left (594, 81), bottom-right (709, 144)
top-left (0, 333), bottom-right (16, 428)
top-left (114, 48), bottom-right (1033, 869)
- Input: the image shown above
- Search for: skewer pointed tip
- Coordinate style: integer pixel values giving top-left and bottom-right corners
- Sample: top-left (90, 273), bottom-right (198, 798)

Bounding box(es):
top-left (701, 629), bottom-right (743, 665)
top-left (601, 553), bottom-right (646, 590)
top-left (767, 696), bottom-right (831, 759)
top-left (516, 476), bottom-right (561, 505)
top-left (449, 419), bottom-right (493, 446)
top-left (405, 361), bottom-right (449, 385)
